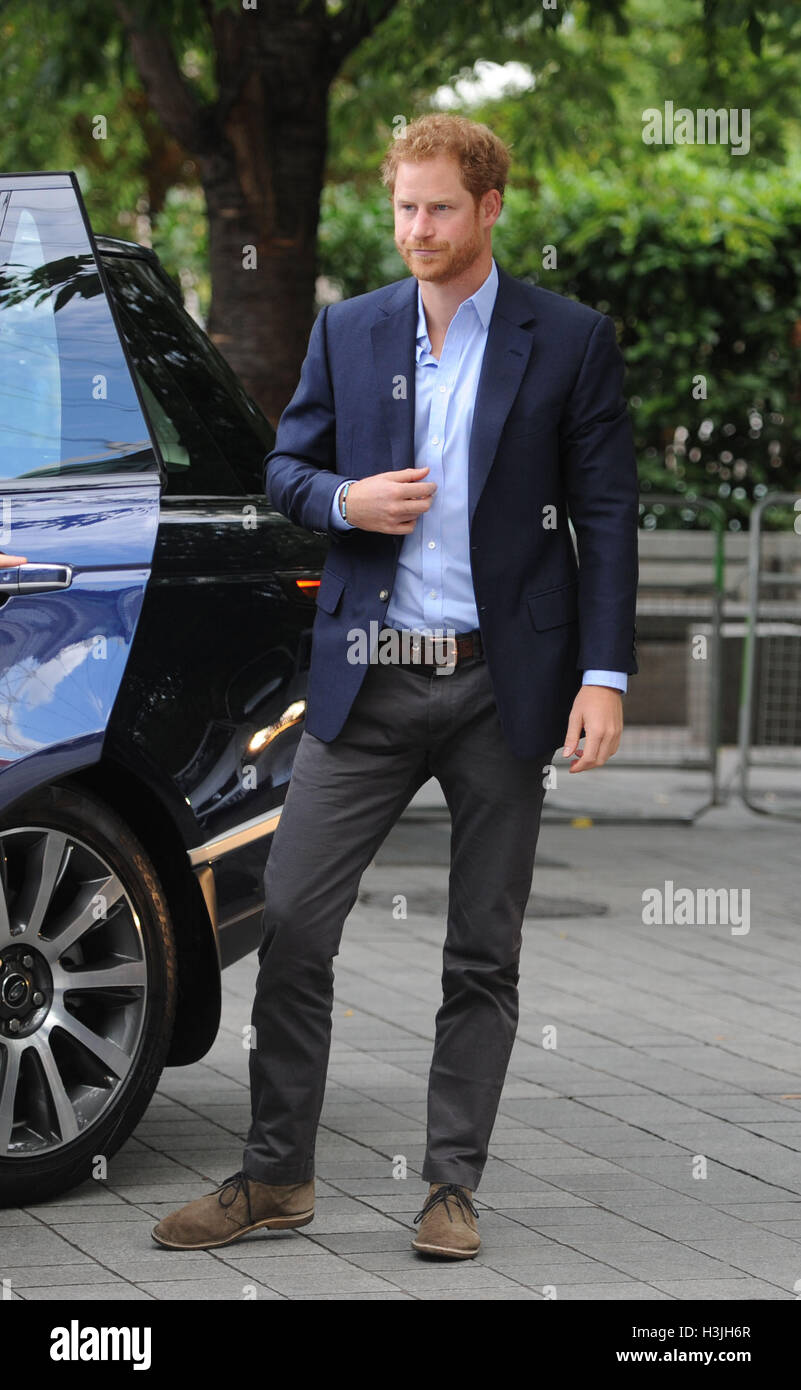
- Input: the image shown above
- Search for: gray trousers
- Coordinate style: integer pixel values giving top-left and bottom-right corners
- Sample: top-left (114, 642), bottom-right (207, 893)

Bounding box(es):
top-left (241, 650), bottom-right (549, 1192)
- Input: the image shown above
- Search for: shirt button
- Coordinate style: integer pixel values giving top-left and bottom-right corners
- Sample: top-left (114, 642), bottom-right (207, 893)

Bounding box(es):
top-left (431, 436), bottom-right (439, 446)
top-left (428, 541), bottom-right (436, 549)
top-left (379, 589), bottom-right (389, 600)
top-left (438, 385), bottom-right (447, 393)
top-left (430, 589), bottom-right (437, 597)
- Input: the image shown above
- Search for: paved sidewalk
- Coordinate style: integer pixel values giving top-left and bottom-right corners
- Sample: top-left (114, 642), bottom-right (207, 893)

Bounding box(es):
top-left (3, 775), bottom-right (800, 1301)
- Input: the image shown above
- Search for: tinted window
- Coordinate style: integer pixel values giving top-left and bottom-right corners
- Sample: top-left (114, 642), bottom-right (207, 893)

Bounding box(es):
top-left (0, 185), bottom-right (158, 480)
top-left (101, 254), bottom-right (275, 496)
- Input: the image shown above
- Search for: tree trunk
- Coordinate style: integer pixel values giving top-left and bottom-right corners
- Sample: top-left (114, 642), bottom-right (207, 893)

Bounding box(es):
top-left (115, 0), bottom-right (400, 426)
top-left (198, 51), bottom-right (330, 427)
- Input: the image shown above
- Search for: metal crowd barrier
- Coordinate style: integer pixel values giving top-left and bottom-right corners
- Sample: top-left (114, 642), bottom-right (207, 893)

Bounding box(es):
top-left (737, 492), bottom-right (801, 821)
top-left (613, 496), bottom-right (726, 809)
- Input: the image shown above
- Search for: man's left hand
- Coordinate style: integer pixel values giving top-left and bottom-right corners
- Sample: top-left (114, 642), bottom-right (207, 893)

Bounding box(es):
top-left (562, 687), bottom-right (623, 773)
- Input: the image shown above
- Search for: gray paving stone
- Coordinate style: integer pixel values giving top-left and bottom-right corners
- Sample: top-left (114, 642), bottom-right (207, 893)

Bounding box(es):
top-left (552, 1283), bottom-right (671, 1299)
top-left (324, 1177), bottom-right (439, 1197)
top-left (102, 1160), bottom-right (198, 1182)
top-left (1, 1263), bottom-right (135, 1288)
top-left (105, 1183), bottom-right (219, 1204)
top-left (375, 1265), bottom-right (522, 1292)
top-left (26, 1203), bottom-right (147, 1224)
top-left (29, 1185), bottom-right (127, 1207)
top-left (135, 1120), bottom-right (232, 1137)
top-left (304, 1211), bottom-right (405, 1234)
top-left (340, 1249), bottom-right (453, 1271)
top-left (298, 1291), bottom-right (416, 1299)
top-left (480, 1192), bottom-right (595, 1209)
top-left (245, 1266), bottom-right (400, 1295)
top-left (215, 1247), bottom-right (368, 1279)
top-left (487, 1150), bottom-right (625, 1172)
top-left (470, 1215), bottom-right (564, 1246)
top-left (83, 1259), bottom-right (234, 1283)
top-left (46, 1225), bottom-right (221, 1279)
top-left (213, 1235), bottom-right (329, 1261)
top-left (142, 1133), bottom-right (240, 1152)
top-left (135, 1278), bottom-right (285, 1299)
top-left (0, 1227), bottom-right (93, 1266)
top-left (717, 1201), bottom-right (801, 1221)
top-left (505, 1208), bottom-right (661, 1234)
top-left (23, 1283), bottom-right (155, 1300)
top-left (297, 1232), bottom-right (418, 1255)
top-left (650, 1278), bottom-right (792, 1299)
top-left (485, 1258), bottom-right (645, 1282)
top-left (315, 1161), bottom-right (397, 1178)
top-left (745, 1220), bottom-right (801, 1238)
top-left (591, 1248), bottom-right (748, 1278)
top-left (189, 1106), bottom-right (254, 1128)
top-left (523, 1171), bottom-right (667, 1191)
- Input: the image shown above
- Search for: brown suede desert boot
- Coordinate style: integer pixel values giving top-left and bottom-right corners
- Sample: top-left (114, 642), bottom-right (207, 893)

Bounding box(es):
top-left (151, 1170), bottom-right (314, 1250)
top-left (411, 1182), bottom-right (480, 1258)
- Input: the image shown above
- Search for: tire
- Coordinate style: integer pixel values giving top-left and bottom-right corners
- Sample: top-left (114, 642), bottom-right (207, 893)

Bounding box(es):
top-left (0, 782), bottom-right (177, 1206)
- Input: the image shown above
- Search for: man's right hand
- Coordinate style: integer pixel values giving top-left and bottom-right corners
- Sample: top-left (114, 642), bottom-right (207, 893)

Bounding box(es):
top-left (344, 467), bottom-right (436, 534)
top-left (0, 552), bottom-right (27, 567)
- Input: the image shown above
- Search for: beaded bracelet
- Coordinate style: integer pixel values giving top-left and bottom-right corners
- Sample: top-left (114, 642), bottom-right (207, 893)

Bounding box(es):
top-left (339, 480), bottom-right (353, 522)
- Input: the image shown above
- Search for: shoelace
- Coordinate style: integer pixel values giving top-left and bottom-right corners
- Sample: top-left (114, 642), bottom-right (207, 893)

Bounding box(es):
top-left (413, 1182), bottom-right (479, 1226)
top-left (216, 1171), bottom-right (254, 1226)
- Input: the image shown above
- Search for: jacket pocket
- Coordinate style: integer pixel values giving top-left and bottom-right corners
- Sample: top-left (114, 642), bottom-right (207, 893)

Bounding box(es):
top-left (315, 568), bottom-right (346, 614)
top-left (527, 580), bottom-right (579, 631)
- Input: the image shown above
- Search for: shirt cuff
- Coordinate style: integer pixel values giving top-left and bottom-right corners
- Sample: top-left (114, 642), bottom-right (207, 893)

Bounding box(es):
top-left (331, 479), bottom-right (357, 531)
top-left (582, 669), bottom-right (628, 694)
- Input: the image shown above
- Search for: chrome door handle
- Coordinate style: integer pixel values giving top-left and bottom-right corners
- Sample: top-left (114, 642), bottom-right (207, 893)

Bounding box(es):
top-left (0, 563), bottom-right (73, 595)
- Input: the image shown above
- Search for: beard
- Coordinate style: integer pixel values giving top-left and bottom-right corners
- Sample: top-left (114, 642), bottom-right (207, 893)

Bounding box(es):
top-left (395, 213), bottom-right (485, 284)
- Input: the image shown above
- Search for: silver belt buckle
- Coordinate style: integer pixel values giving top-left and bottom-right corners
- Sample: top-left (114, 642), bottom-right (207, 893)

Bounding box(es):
top-left (432, 633), bottom-right (458, 672)
top-left (409, 631), bottom-right (424, 664)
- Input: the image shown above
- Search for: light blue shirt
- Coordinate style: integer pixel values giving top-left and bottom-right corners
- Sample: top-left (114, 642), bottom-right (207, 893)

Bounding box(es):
top-left (331, 258), bottom-right (626, 692)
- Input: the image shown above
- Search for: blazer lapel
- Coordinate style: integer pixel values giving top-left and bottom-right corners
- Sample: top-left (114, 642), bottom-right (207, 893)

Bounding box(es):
top-left (467, 263), bottom-right (537, 527)
top-left (370, 276), bottom-right (418, 558)
top-left (370, 274), bottom-right (418, 478)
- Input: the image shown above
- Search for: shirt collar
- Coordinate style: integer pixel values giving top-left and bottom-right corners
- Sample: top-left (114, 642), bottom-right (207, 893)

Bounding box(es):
top-left (416, 256), bottom-right (498, 357)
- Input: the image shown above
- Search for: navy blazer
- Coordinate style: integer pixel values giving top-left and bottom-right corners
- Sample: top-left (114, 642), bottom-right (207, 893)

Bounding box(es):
top-left (265, 259), bottom-right (639, 759)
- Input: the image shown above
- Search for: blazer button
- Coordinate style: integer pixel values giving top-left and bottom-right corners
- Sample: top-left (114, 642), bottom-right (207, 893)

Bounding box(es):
top-left (379, 588), bottom-right (389, 600)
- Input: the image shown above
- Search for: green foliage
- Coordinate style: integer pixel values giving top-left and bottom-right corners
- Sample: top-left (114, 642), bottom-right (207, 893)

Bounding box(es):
top-left (3, 0), bottom-right (801, 526)
top-left (318, 183), bottom-right (398, 298)
top-left (319, 154), bottom-right (801, 528)
top-left (328, 0), bottom-right (801, 181)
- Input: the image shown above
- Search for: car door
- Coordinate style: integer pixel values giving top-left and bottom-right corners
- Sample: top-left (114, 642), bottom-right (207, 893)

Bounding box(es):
top-left (95, 243), bottom-right (327, 965)
top-left (0, 172), bottom-right (162, 807)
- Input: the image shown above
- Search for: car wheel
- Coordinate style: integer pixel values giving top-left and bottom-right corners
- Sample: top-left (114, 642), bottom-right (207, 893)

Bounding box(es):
top-left (0, 782), bottom-right (176, 1206)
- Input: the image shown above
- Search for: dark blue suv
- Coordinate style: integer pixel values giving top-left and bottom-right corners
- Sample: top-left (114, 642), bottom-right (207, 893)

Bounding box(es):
top-left (0, 172), bottom-right (325, 1205)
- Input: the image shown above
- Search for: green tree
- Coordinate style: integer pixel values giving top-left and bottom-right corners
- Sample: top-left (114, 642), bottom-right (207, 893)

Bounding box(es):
top-left (1, 0), bottom-right (800, 424)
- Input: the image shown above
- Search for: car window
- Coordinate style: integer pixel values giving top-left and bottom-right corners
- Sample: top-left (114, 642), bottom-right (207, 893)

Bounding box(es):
top-left (101, 254), bottom-right (276, 496)
top-left (111, 293), bottom-right (243, 495)
top-left (0, 186), bottom-right (158, 481)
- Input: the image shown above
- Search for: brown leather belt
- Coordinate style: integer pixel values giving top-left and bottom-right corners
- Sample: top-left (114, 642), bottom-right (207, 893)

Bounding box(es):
top-left (378, 627), bottom-right (483, 672)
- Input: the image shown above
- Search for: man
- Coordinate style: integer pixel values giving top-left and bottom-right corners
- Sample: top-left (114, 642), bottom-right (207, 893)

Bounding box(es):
top-left (154, 113), bottom-right (638, 1260)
